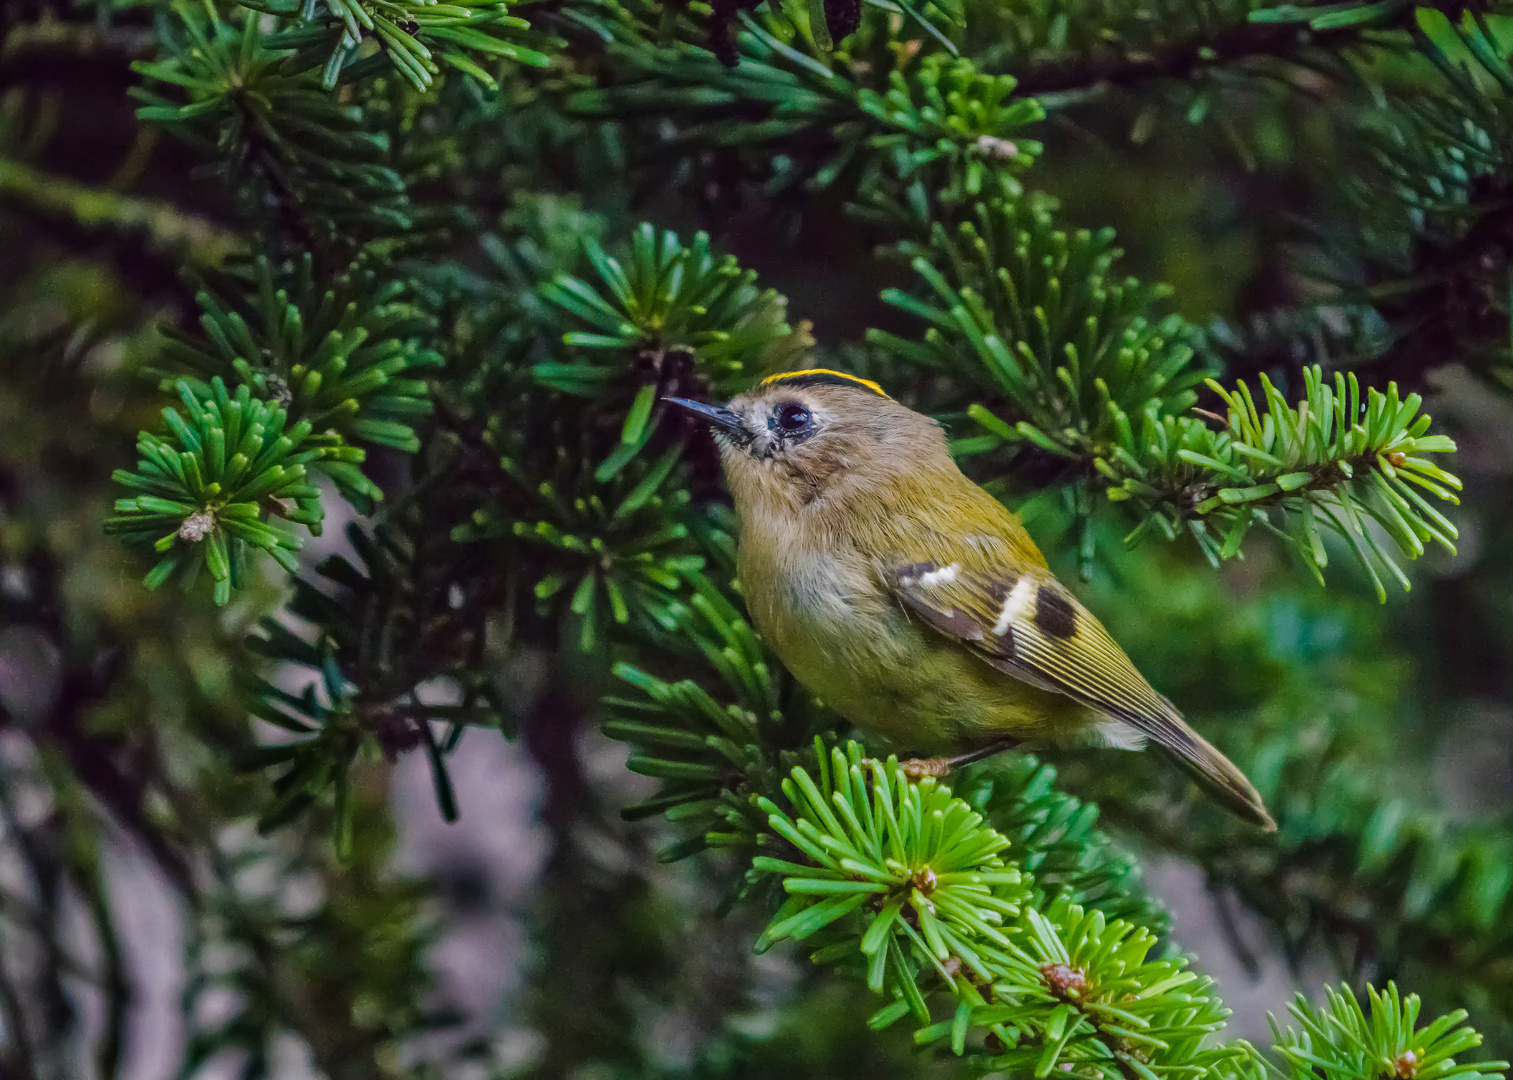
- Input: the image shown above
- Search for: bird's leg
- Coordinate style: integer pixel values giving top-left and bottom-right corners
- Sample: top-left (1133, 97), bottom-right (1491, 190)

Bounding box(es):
top-left (901, 738), bottom-right (1021, 779)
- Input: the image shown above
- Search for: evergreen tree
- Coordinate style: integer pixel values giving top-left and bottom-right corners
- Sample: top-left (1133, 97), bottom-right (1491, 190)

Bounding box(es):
top-left (3, 0), bottom-right (1513, 1076)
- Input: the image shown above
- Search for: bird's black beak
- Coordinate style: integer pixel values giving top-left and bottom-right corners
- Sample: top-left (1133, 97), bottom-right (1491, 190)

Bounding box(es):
top-left (663, 397), bottom-right (747, 440)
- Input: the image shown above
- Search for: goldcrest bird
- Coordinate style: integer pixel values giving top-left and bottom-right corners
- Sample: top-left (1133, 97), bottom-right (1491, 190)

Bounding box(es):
top-left (666, 369), bottom-right (1276, 831)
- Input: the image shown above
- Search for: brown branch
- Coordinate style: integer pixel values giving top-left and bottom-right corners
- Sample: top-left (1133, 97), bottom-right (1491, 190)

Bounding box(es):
top-left (0, 19), bottom-right (155, 68)
top-left (1008, 20), bottom-right (1381, 97)
top-left (0, 157), bottom-right (239, 266)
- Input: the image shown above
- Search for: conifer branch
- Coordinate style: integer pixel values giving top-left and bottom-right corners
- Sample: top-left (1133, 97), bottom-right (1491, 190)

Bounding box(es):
top-left (594, 553), bottom-right (1502, 1074)
top-left (1079, 722), bottom-right (1513, 1044)
top-left (0, 155), bottom-right (238, 265)
top-left (562, 8), bottom-right (1043, 225)
top-left (36, 0), bottom-right (1513, 1065)
top-left (1, 18), bottom-right (158, 63)
top-left (1006, 18), bottom-right (1372, 97)
top-left (133, 6), bottom-right (422, 249)
top-left (873, 199), bottom-right (1461, 593)
top-left (1278, 8), bottom-right (1513, 395)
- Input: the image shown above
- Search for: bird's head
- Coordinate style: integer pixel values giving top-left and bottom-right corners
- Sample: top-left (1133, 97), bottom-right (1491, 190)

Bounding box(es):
top-left (665, 369), bottom-right (951, 514)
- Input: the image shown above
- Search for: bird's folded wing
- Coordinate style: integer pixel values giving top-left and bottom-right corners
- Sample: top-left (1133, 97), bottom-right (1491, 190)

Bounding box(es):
top-left (883, 559), bottom-right (1204, 758)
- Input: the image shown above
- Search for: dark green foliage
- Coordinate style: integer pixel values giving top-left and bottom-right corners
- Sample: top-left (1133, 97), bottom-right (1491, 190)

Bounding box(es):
top-left (1102, 368), bottom-right (1459, 594)
top-left (134, 7), bottom-right (418, 242)
top-left (874, 196), bottom-right (1208, 448)
top-left (954, 756), bottom-right (1170, 932)
top-left (453, 441), bottom-right (709, 649)
top-left (177, 807), bottom-right (442, 1080)
top-left (747, 746), bottom-right (1500, 1080)
top-left (103, 254), bottom-right (446, 600)
top-left (875, 197), bottom-right (1461, 587)
top-left (246, 517), bottom-right (510, 847)
top-left (164, 255), bottom-right (444, 488)
top-left (567, 40), bottom-right (1044, 220)
top-left (107, 378), bottom-right (331, 602)
top-left (603, 573), bottom-right (827, 857)
top-left (539, 224), bottom-right (812, 399)
top-left (200, 0), bottom-right (554, 93)
top-left (10, 0), bottom-right (1513, 1076)
top-left (1103, 713), bottom-right (1513, 1046)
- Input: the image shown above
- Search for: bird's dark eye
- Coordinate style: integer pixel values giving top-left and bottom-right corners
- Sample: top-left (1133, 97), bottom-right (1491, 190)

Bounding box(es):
top-left (776, 403), bottom-right (810, 432)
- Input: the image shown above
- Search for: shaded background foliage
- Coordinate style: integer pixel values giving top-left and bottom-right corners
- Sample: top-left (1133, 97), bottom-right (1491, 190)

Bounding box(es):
top-left (3, 0), bottom-right (1513, 1076)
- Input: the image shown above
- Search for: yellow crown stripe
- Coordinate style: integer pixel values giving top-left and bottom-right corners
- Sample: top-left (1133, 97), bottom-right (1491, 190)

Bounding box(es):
top-left (759, 369), bottom-right (890, 398)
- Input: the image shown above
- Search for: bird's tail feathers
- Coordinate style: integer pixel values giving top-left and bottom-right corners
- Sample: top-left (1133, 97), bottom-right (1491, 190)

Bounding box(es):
top-left (1144, 706), bottom-right (1276, 832)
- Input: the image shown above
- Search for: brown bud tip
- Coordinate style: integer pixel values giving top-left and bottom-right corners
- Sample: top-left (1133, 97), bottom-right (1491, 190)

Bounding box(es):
top-left (1396, 1051), bottom-right (1420, 1079)
top-left (373, 709), bottom-right (423, 761)
top-left (178, 510), bottom-right (215, 542)
top-left (1040, 962), bottom-right (1087, 999)
top-left (974, 134), bottom-right (1020, 159)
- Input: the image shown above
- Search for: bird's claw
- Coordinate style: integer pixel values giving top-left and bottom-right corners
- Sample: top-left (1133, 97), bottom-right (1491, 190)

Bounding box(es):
top-left (900, 756), bottom-right (952, 779)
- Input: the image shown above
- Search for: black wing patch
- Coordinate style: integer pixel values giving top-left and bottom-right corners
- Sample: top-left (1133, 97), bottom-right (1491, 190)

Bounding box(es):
top-left (885, 558), bottom-right (1274, 829)
top-left (884, 558), bottom-right (1199, 757)
top-left (1035, 585), bottom-right (1076, 639)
